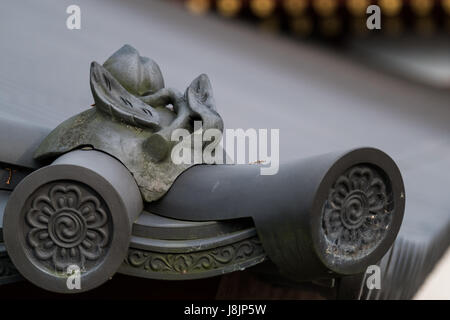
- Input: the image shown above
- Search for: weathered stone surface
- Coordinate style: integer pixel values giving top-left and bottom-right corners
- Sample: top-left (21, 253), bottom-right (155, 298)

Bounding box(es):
top-left (34, 45), bottom-right (223, 202)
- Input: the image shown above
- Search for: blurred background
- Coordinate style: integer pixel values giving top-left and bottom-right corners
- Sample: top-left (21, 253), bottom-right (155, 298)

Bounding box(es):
top-left (180, 0), bottom-right (450, 88)
top-left (0, 0), bottom-right (449, 299)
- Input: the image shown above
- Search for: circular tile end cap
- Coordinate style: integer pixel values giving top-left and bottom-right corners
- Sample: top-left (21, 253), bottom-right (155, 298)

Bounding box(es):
top-left (311, 147), bottom-right (405, 275)
top-left (3, 150), bottom-right (142, 293)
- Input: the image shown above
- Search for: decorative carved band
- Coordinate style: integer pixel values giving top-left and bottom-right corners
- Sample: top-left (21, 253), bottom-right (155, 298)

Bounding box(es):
top-left (1, 235), bottom-right (266, 284)
top-left (322, 165), bottom-right (393, 260)
top-left (24, 182), bottom-right (112, 272)
top-left (123, 237), bottom-right (266, 278)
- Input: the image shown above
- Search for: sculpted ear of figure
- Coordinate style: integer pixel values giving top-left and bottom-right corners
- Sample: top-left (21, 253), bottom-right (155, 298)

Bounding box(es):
top-left (185, 74), bottom-right (224, 134)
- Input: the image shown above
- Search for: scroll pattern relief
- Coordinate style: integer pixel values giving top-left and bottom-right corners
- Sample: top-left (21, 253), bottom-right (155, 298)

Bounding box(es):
top-left (124, 237), bottom-right (266, 275)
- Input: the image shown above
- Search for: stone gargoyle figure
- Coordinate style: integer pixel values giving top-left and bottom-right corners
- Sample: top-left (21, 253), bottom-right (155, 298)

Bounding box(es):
top-left (34, 45), bottom-right (224, 202)
top-left (2, 45), bottom-right (406, 295)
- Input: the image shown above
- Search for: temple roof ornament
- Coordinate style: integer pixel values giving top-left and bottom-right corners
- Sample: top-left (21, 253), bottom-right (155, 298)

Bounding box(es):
top-left (1, 46), bottom-right (405, 294)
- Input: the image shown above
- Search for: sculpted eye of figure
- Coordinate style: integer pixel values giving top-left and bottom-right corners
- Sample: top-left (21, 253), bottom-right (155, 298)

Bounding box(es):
top-left (34, 45), bottom-right (224, 202)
